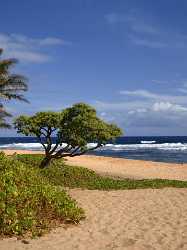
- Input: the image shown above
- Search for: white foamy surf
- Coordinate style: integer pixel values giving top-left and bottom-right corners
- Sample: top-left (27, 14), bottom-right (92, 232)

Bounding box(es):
top-left (141, 141), bottom-right (156, 144)
top-left (101, 142), bottom-right (187, 151)
top-left (0, 142), bottom-right (187, 151)
top-left (0, 143), bottom-right (43, 150)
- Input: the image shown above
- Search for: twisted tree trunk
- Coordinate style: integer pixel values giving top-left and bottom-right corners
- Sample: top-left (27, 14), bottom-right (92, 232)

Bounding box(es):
top-left (39, 156), bottom-right (52, 168)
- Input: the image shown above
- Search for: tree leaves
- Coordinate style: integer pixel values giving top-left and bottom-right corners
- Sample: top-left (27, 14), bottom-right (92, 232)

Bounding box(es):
top-left (14, 103), bottom-right (122, 167)
top-left (0, 49), bottom-right (28, 128)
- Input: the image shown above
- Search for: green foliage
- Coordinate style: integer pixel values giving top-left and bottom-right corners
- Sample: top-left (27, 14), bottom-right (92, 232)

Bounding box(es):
top-left (14, 112), bottom-right (61, 137)
top-left (59, 103), bottom-right (122, 148)
top-left (14, 103), bottom-right (122, 167)
top-left (41, 163), bottom-right (187, 190)
top-left (0, 49), bottom-right (28, 128)
top-left (13, 153), bottom-right (44, 167)
top-left (0, 153), bottom-right (84, 237)
top-left (16, 154), bottom-right (187, 190)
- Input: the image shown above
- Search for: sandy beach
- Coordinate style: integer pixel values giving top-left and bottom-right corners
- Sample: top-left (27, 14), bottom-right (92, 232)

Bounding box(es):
top-left (0, 188), bottom-right (186, 250)
top-left (0, 150), bottom-right (187, 250)
top-left (66, 155), bottom-right (187, 181)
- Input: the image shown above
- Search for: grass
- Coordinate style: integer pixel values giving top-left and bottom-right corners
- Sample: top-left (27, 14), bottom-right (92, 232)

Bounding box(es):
top-left (15, 154), bottom-right (187, 190)
top-left (0, 153), bottom-right (84, 238)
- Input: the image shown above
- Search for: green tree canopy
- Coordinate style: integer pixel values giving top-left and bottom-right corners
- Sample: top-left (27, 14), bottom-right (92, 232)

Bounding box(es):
top-left (0, 48), bottom-right (28, 128)
top-left (14, 103), bottom-right (122, 168)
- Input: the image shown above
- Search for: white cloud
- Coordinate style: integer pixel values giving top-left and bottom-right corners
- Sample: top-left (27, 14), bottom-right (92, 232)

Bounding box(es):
top-left (128, 35), bottom-right (167, 48)
top-left (119, 89), bottom-right (187, 104)
top-left (152, 80), bottom-right (169, 84)
top-left (130, 22), bottom-right (158, 35)
top-left (105, 12), bottom-right (158, 35)
top-left (104, 13), bottom-right (123, 24)
top-left (95, 100), bottom-right (149, 111)
top-left (105, 11), bottom-right (187, 49)
top-left (119, 89), bottom-right (159, 99)
top-left (93, 85), bottom-right (187, 134)
top-left (125, 102), bottom-right (187, 117)
top-left (177, 81), bottom-right (187, 94)
top-left (9, 50), bottom-right (49, 63)
top-left (0, 33), bottom-right (68, 63)
top-left (152, 102), bottom-right (187, 112)
top-left (136, 108), bottom-right (147, 113)
top-left (128, 108), bottom-right (147, 115)
top-left (178, 88), bottom-right (187, 94)
top-left (38, 37), bottom-right (64, 46)
top-left (128, 110), bottom-right (135, 115)
top-left (100, 111), bottom-right (107, 117)
top-left (96, 100), bottom-right (187, 114)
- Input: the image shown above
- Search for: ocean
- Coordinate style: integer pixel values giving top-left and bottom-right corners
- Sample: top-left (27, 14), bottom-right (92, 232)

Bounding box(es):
top-left (1, 136), bottom-right (187, 163)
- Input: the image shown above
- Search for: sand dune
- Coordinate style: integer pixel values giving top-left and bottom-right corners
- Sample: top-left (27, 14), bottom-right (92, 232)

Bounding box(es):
top-left (1, 188), bottom-right (187, 250)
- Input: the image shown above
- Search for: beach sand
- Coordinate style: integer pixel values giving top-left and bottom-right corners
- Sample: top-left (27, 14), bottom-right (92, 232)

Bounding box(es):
top-left (66, 155), bottom-right (187, 181)
top-left (0, 150), bottom-right (187, 250)
top-left (1, 188), bottom-right (186, 250)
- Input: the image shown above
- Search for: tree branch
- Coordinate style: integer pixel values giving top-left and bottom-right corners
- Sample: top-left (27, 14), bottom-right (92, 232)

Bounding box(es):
top-left (71, 146), bottom-right (81, 155)
top-left (53, 144), bottom-right (72, 158)
top-left (70, 143), bottom-right (102, 157)
top-left (49, 141), bottom-right (60, 154)
top-left (40, 127), bottom-right (48, 133)
top-left (46, 128), bottom-right (53, 152)
top-left (36, 134), bottom-right (47, 151)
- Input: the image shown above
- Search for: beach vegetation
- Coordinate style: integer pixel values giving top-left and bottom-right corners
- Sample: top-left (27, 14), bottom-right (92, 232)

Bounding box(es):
top-left (14, 103), bottom-right (122, 168)
top-left (1, 152), bottom-right (186, 238)
top-left (0, 49), bottom-right (28, 128)
top-left (16, 154), bottom-right (187, 190)
top-left (0, 152), bottom-right (84, 237)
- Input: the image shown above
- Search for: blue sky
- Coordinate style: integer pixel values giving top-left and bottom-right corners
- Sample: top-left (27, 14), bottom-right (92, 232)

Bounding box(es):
top-left (1, 0), bottom-right (187, 136)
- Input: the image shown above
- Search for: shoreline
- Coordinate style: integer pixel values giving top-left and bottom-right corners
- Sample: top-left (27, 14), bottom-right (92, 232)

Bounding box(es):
top-left (2, 149), bottom-right (187, 181)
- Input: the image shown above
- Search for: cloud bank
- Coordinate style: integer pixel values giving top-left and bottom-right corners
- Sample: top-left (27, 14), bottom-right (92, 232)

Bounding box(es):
top-left (0, 33), bottom-right (69, 63)
top-left (105, 11), bottom-right (187, 49)
top-left (94, 83), bottom-right (187, 135)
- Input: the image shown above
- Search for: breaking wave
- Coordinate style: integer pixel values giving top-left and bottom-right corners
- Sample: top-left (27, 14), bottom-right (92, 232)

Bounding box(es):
top-left (0, 142), bottom-right (187, 151)
top-left (0, 143), bottom-right (44, 150)
top-left (141, 140), bottom-right (156, 144)
top-left (101, 142), bottom-right (187, 151)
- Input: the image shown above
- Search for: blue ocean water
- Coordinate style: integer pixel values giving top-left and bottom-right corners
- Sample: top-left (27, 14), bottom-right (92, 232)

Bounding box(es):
top-left (1, 136), bottom-right (187, 163)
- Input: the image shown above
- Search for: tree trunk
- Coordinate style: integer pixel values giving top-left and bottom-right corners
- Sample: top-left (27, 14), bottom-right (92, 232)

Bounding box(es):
top-left (39, 156), bottom-right (52, 168)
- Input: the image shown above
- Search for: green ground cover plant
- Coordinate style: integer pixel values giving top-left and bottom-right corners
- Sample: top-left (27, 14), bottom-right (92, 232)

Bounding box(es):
top-left (16, 154), bottom-right (187, 190)
top-left (0, 153), bottom-right (84, 237)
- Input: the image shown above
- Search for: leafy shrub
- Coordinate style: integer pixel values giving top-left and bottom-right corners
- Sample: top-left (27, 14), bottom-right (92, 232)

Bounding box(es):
top-left (0, 153), bottom-right (84, 237)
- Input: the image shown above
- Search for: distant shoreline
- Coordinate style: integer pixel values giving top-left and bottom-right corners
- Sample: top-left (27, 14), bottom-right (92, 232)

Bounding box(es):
top-left (1, 136), bottom-right (187, 163)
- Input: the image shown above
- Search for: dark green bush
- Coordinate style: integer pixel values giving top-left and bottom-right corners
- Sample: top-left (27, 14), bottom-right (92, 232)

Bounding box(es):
top-left (0, 153), bottom-right (84, 237)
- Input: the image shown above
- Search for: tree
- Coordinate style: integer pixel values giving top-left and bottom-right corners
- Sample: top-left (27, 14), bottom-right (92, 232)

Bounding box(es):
top-left (14, 103), bottom-right (122, 168)
top-left (0, 48), bottom-right (28, 127)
